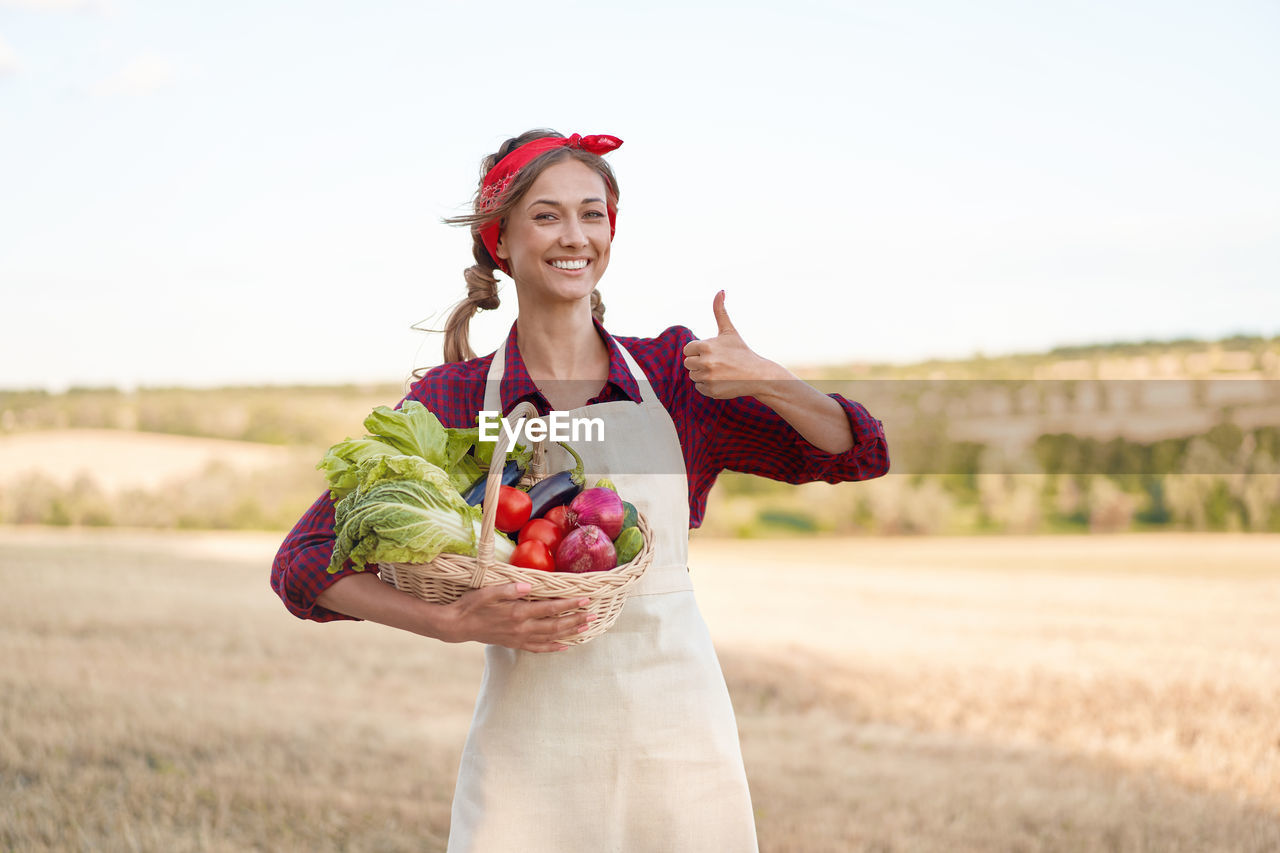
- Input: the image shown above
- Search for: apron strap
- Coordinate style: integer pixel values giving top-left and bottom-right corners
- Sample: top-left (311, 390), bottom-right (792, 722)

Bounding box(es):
top-left (615, 341), bottom-right (660, 406)
top-left (482, 346), bottom-right (504, 412)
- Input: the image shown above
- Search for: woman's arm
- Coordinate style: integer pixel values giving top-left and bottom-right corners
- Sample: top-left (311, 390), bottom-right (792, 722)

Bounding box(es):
top-left (317, 572), bottom-right (595, 653)
top-left (272, 494), bottom-right (591, 652)
top-left (739, 367), bottom-right (854, 455)
top-left (317, 571), bottom-right (450, 638)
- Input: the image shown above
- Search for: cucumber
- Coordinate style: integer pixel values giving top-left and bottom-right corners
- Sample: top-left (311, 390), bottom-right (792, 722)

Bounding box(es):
top-left (613, 526), bottom-right (643, 565)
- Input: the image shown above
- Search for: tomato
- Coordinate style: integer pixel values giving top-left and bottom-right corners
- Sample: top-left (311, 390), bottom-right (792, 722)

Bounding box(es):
top-left (542, 505), bottom-right (573, 536)
top-left (510, 540), bottom-right (555, 572)
top-left (519, 517), bottom-right (565, 554)
top-left (493, 485), bottom-right (532, 534)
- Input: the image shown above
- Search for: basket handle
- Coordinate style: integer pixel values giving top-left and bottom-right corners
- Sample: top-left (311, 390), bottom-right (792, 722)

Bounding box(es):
top-left (473, 399), bottom-right (541, 586)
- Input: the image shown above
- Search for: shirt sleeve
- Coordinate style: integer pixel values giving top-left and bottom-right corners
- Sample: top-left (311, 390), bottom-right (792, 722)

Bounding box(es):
top-left (705, 391), bottom-right (890, 484)
top-left (270, 489), bottom-right (370, 622)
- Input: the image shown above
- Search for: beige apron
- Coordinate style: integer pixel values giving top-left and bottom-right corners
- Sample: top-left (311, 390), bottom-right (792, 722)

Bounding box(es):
top-left (446, 342), bottom-right (759, 853)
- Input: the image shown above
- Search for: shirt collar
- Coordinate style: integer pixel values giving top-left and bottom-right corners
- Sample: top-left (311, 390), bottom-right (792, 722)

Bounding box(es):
top-left (498, 317), bottom-right (642, 412)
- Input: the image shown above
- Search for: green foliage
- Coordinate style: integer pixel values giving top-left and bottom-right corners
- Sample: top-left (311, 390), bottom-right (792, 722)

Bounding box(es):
top-left (1, 384), bottom-right (404, 445)
top-left (1134, 480), bottom-right (1171, 526)
top-left (756, 509), bottom-right (819, 533)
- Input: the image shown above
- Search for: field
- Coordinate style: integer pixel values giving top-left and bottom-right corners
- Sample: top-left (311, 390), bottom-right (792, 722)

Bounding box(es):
top-left (3, 528), bottom-right (1279, 852)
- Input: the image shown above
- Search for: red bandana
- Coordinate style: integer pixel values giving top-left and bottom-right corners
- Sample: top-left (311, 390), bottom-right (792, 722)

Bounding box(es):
top-left (477, 133), bottom-right (623, 275)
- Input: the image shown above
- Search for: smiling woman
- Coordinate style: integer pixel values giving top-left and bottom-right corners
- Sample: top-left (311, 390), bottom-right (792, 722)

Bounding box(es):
top-left (492, 160), bottom-right (613, 310)
top-left (436, 130), bottom-right (622, 365)
top-left (270, 129), bottom-right (890, 852)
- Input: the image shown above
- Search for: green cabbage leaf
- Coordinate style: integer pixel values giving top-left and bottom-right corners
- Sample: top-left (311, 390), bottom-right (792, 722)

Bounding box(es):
top-left (362, 401), bottom-right (448, 465)
top-left (317, 437), bottom-right (403, 500)
top-left (327, 454), bottom-right (514, 573)
top-left (318, 400), bottom-right (536, 502)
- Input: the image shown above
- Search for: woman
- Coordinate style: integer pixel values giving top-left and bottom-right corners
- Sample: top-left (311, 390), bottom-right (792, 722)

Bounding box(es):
top-left (272, 129), bottom-right (890, 851)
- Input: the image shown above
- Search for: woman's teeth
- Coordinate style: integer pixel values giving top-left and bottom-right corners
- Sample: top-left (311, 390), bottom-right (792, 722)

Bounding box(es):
top-left (550, 259), bottom-right (588, 270)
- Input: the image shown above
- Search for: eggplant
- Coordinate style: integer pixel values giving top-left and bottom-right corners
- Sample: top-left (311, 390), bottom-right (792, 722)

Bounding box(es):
top-left (527, 471), bottom-right (582, 518)
top-left (462, 459), bottom-right (524, 506)
top-left (527, 440), bottom-right (587, 518)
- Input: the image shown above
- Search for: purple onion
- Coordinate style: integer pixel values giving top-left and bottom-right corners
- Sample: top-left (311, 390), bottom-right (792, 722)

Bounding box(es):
top-left (567, 487), bottom-right (625, 540)
top-left (555, 524), bottom-right (617, 573)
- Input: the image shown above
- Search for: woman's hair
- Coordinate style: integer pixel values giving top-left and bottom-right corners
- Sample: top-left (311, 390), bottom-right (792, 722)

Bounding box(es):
top-left (437, 129), bottom-right (621, 364)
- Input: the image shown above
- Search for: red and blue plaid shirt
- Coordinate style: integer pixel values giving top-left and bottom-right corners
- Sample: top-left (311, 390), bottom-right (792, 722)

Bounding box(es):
top-left (272, 320), bottom-right (889, 621)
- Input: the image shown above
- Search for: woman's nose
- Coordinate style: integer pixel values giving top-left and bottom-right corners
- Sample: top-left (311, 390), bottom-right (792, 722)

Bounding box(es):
top-left (560, 219), bottom-right (588, 247)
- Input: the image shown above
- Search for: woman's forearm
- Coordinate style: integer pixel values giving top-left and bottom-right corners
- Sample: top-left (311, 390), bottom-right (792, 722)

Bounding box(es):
top-left (316, 571), bottom-right (596, 653)
top-left (316, 572), bottom-right (454, 640)
top-left (753, 369), bottom-right (855, 455)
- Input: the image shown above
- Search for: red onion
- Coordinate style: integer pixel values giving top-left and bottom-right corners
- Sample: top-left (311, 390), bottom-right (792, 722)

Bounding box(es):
top-left (555, 524), bottom-right (617, 573)
top-left (567, 487), bottom-right (625, 540)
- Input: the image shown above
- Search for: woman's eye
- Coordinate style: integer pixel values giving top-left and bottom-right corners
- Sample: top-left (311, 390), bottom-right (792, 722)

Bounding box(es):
top-left (584, 210), bottom-right (606, 219)
top-left (534, 213), bottom-right (556, 221)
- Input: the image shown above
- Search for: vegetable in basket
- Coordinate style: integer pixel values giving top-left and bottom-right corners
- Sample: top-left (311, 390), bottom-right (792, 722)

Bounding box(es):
top-left (567, 487), bottom-right (625, 540)
top-left (620, 500), bottom-right (639, 532)
top-left (327, 453), bottom-right (515, 573)
top-left (317, 437), bottom-right (403, 500)
top-left (613, 526), bottom-right (643, 565)
top-left (518, 518), bottom-right (565, 555)
top-left (319, 401), bottom-right (529, 502)
top-left (527, 441), bottom-right (587, 519)
top-left (510, 540), bottom-right (555, 572)
top-left (360, 402), bottom-right (450, 462)
top-left (462, 459), bottom-right (524, 506)
top-left (555, 525), bottom-right (617, 574)
top-left (493, 485), bottom-right (532, 534)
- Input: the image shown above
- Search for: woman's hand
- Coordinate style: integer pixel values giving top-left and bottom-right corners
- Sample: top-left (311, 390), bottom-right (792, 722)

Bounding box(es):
top-left (681, 290), bottom-right (789, 400)
top-left (441, 582), bottom-right (595, 653)
top-left (315, 572), bottom-right (592, 653)
top-left (683, 290), bottom-right (856, 455)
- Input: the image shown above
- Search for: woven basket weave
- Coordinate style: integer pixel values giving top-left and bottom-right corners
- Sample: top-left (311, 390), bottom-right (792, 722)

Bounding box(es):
top-left (377, 400), bottom-right (653, 645)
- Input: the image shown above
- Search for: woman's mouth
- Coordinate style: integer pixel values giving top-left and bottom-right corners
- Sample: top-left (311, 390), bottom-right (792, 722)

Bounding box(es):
top-left (549, 259), bottom-right (589, 271)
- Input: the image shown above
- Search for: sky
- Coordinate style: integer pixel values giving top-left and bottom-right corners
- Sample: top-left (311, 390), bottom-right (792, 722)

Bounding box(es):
top-left (2, 0), bottom-right (1277, 392)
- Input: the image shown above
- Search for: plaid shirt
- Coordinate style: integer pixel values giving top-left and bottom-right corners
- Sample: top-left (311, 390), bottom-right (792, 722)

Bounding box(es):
top-left (272, 320), bottom-right (889, 621)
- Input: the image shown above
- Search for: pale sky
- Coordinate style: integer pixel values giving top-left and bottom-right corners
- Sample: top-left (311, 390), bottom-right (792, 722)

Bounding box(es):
top-left (2, 0), bottom-right (1277, 391)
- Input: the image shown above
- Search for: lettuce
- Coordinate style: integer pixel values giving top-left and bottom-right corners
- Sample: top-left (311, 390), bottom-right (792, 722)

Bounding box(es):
top-left (449, 454), bottom-right (483, 495)
top-left (319, 401), bottom-right (526, 501)
top-left (327, 455), bottom-right (515, 573)
top-left (351, 452), bottom-right (456, 494)
top-left (317, 437), bottom-right (403, 500)
top-left (318, 401), bottom-right (529, 571)
top-left (362, 401), bottom-right (448, 466)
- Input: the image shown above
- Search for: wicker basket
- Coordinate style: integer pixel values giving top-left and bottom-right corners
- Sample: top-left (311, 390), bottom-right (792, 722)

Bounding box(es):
top-left (377, 400), bottom-right (654, 645)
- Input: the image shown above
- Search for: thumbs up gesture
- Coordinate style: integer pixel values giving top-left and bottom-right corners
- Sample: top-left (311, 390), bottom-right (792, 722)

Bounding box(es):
top-left (682, 290), bottom-right (788, 400)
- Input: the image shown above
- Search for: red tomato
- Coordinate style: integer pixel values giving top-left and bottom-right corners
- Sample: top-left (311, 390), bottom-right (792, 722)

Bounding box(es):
top-left (493, 485), bottom-right (532, 534)
top-left (519, 517), bottom-right (565, 554)
top-left (510, 540), bottom-right (554, 572)
top-left (542, 505), bottom-right (573, 536)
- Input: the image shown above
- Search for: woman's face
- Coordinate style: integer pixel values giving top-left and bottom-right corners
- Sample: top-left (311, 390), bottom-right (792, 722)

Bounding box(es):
top-left (496, 159), bottom-right (612, 307)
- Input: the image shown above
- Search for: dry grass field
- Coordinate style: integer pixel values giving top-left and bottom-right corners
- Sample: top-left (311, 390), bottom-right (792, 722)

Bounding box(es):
top-left (2, 527), bottom-right (1279, 852)
top-left (0, 431), bottom-right (301, 495)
